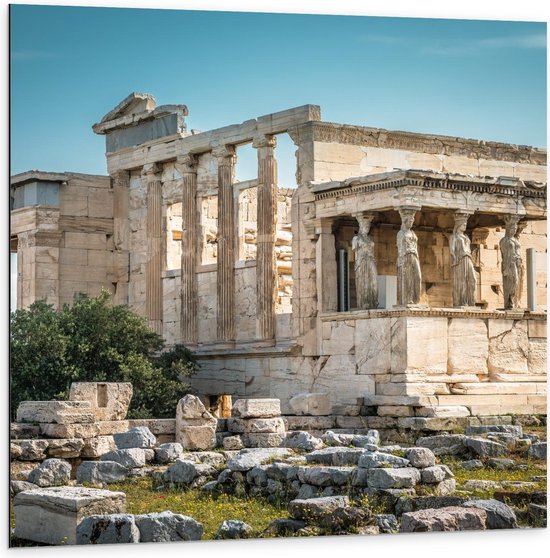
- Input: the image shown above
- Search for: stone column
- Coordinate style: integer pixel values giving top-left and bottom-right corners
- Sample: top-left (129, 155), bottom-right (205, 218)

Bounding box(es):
top-left (112, 170), bottom-right (130, 305)
top-left (253, 134), bottom-right (278, 340)
top-left (177, 154), bottom-right (199, 345)
top-left (142, 163), bottom-right (163, 335)
top-left (315, 219), bottom-right (338, 313)
top-left (396, 206), bottom-right (422, 306)
top-left (213, 145), bottom-right (237, 343)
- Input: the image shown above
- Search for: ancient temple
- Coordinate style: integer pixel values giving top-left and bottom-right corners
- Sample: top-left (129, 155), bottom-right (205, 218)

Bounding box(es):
top-left (10, 93), bottom-right (547, 419)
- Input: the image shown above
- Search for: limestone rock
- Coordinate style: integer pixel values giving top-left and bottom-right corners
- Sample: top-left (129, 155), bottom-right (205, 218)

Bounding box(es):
top-left (306, 447), bottom-right (364, 466)
top-left (358, 451), bottom-right (410, 469)
top-left (415, 434), bottom-right (466, 456)
top-left (18, 440), bottom-right (49, 461)
top-left (284, 431), bottom-right (324, 452)
top-left (464, 437), bottom-right (508, 458)
top-left (461, 459), bottom-right (484, 470)
top-left (223, 435), bottom-right (244, 450)
top-left (69, 382), bottom-right (133, 421)
top-left (226, 448), bottom-right (293, 472)
top-left (375, 514), bottom-right (398, 533)
top-left (227, 417), bottom-right (285, 434)
top-left (176, 395), bottom-right (217, 451)
top-left (366, 467), bottom-right (421, 489)
top-left (465, 424), bottom-right (523, 437)
top-left (164, 459), bottom-right (216, 485)
top-left (321, 430), bottom-right (355, 447)
top-left (296, 466), bottom-right (354, 487)
top-left (215, 519), bottom-right (253, 539)
top-left (77, 514), bottom-right (140, 544)
top-left (113, 427), bottom-right (156, 449)
top-left (265, 462), bottom-right (300, 482)
top-left (81, 436), bottom-right (116, 458)
top-left (288, 393), bottom-right (331, 416)
top-left (288, 496), bottom-right (350, 521)
top-left (40, 422), bottom-right (100, 439)
top-left (27, 458), bottom-right (72, 487)
top-left (421, 466), bottom-right (447, 484)
top-left (528, 442), bottom-right (547, 460)
top-left (462, 499), bottom-right (517, 529)
top-left (135, 511), bottom-right (203, 541)
top-left (10, 442), bottom-right (22, 460)
top-left (262, 518), bottom-right (306, 537)
top-left (76, 461), bottom-right (128, 484)
top-left (155, 443), bottom-right (183, 464)
top-left (232, 398), bottom-right (281, 418)
top-left (14, 486), bottom-right (126, 545)
top-left (46, 438), bottom-right (84, 459)
top-left (16, 401), bottom-right (95, 425)
top-left (241, 432), bottom-right (285, 448)
top-left (400, 506), bottom-right (487, 532)
top-left (405, 447), bottom-right (436, 468)
top-left (100, 448), bottom-right (146, 469)
top-left (10, 480), bottom-right (39, 496)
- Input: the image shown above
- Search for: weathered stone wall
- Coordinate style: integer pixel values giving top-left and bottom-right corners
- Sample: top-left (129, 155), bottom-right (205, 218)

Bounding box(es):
top-left (10, 173), bottom-right (114, 310)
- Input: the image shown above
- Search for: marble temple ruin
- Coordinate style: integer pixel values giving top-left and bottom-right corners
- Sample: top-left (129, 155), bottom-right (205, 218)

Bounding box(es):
top-left (10, 92), bottom-right (547, 421)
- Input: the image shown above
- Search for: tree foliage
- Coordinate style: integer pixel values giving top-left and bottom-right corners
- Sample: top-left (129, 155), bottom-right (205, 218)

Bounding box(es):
top-left (10, 290), bottom-right (197, 419)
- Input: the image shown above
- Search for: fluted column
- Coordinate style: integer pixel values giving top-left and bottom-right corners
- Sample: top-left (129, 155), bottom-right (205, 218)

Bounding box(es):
top-left (213, 145), bottom-right (237, 342)
top-left (142, 163), bottom-right (163, 335)
top-left (253, 135), bottom-right (278, 340)
top-left (177, 154), bottom-right (199, 345)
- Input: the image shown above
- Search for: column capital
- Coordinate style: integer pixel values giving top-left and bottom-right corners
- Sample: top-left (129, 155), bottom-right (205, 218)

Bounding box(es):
top-left (141, 163), bottom-right (162, 181)
top-left (212, 144), bottom-right (236, 162)
top-left (397, 205), bottom-right (421, 218)
top-left (252, 134), bottom-right (277, 149)
top-left (176, 153), bottom-right (198, 174)
top-left (111, 169), bottom-right (129, 188)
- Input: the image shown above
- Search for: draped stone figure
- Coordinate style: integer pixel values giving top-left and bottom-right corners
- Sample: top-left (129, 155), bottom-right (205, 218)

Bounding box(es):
top-left (397, 208), bottom-right (421, 305)
top-left (352, 213), bottom-right (378, 309)
top-left (449, 213), bottom-right (476, 307)
top-left (500, 216), bottom-right (524, 309)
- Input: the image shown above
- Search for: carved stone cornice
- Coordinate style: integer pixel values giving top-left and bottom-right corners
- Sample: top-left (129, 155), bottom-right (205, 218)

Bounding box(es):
top-left (313, 170), bottom-right (547, 202)
top-left (291, 121), bottom-right (546, 164)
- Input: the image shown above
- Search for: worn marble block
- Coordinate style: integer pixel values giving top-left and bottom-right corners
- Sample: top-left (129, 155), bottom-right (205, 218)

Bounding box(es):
top-left (14, 486), bottom-right (126, 545)
top-left (69, 382), bottom-right (133, 421)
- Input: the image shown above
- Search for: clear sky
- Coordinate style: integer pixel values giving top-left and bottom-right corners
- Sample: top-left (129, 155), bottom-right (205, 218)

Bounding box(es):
top-left (10, 5), bottom-right (547, 186)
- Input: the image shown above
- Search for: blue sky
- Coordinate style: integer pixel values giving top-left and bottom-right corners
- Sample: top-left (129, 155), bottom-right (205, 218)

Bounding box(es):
top-left (10, 5), bottom-right (547, 186)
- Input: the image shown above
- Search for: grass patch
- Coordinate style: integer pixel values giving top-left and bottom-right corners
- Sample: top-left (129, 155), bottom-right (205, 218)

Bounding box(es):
top-left (109, 477), bottom-right (286, 539)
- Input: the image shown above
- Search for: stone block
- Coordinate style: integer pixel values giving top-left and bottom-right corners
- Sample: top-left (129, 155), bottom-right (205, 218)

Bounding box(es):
top-left (400, 506), bottom-right (487, 532)
top-left (135, 511), bottom-right (203, 542)
top-left (416, 406), bottom-right (470, 418)
top-left (488, 320), bottom-right (529, 376)
top-left (366, 467), bottom-right (421, 489)
top-left (100, 448), bottom-right (146, 469)
top-left (113, 426), bottom-right (156, 449)
top-left (28, 459), bottom-right (72, 487)
top-left (40, 422), bottom-right (100, 439)
top-left (358, 452), bottom-right (409, 469)
top-left (405, 447), bottom-right (436, 469)
top-left (46, 438), bottom-right (85, 459)
top-left (447, 319), bottom-right (488, 375)
top-left (296, 466), bottom-right (354, 487)
top-left (288, 496), bottom-right (350, 521)
top-left (18, 440), bottom-right (49, 461)
top-left (227, 417), bottom-right (285, 434)
top-left (176, 395), bottom-right (217, 451)
top-left (462, 499), bottom-right (517, 529)
top-left (77, 514), bottom-right (140, 544)
top-left (69, 382), bottom-right (133, 421)
top-left (356, 317), bottom-right (391, 375)
top-left (14, 486), bottom-right (126, 545)
top-left (81, 436), bottom-right (116, 458)
top-left (528, 320), bottom-right (547, 339)
top-left (155, 443), bottom-right (183, 464)
top-left (96, 420), bottom-right (130, 436)
top-left (17, 401), bottom-right (95, 424)
top-left (241, 432), bottom-right (285, 448)
top-left (76, 461), bottom-right (129, 484)
top-left (232, 398), bottom-right (281, 418)
top-left (288, 392), bottom-right (332, 416)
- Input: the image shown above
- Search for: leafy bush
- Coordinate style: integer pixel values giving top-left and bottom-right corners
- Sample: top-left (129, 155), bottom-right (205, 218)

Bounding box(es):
top-left (10, 290), bottom-right (197, 419)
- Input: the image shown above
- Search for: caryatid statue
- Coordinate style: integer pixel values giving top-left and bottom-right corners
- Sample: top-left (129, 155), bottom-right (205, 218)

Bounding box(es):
top-left (449, 212), bottom-right (476, 307)
top-left (352, 212), bottom-right (378, 309)
top-left (397, 207), bottom-right (422, 306)
top-left (500, 215), bottom-right (525, 309)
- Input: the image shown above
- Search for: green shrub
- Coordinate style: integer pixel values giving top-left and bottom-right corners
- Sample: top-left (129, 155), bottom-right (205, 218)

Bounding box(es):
top-left (10, 290), bottom-right (197, 419)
